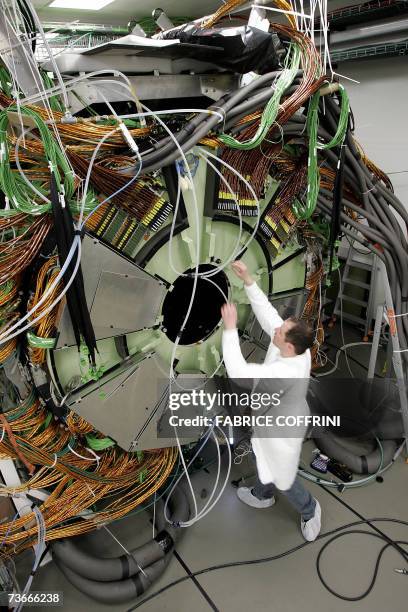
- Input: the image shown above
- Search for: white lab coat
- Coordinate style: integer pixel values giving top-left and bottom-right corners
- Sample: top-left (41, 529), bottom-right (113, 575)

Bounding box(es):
top-left (222, 282), bottom-right (311, 491)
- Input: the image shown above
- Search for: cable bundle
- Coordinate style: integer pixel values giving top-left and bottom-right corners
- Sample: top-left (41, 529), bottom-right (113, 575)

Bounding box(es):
top-left (0, 392), bottom-right (178, 555)
top-left (0, 5), bottom-right (407, 590)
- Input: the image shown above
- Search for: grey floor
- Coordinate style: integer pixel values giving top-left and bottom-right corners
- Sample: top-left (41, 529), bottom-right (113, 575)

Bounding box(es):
top-left (14, 323), bottom-right (408, 612)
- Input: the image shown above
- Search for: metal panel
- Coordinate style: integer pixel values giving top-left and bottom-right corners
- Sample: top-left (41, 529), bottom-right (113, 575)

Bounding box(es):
top-left (90, 270), bottom-right (163, 337)
top-left (0, 17), bottom-right (42, 99)
top-left (66, 74), bottom-right (237, 113)
top-left (56, 235), bottom-right (166, 348)
top-left (67, 357), bottom-right (211, 451)
top-left (46, 53), bottom-right (223, 76)
top-left (67, 355), bottom-right (170, 451)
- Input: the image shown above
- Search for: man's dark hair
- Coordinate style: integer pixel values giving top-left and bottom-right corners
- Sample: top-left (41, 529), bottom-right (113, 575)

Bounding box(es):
top-left (284, 317), bottom-right (315, 355)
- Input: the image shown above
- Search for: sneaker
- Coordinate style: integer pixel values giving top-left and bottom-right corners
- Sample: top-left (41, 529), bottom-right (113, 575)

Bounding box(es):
top-left (237, 487), bottom-right (276, 509)
top-left (301, 499), bottom-right (321, 541)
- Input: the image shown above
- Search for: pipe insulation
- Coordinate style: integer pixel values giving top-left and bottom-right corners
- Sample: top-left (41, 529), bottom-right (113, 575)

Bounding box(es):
top-left (315, 434), bottom-right (399, 475)
top-left (51, 487), bottom-right (189, 603)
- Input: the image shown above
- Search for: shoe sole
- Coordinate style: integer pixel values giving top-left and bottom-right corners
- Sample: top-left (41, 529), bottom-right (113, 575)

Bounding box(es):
top-left (237, 494), bottom-right (276, 509)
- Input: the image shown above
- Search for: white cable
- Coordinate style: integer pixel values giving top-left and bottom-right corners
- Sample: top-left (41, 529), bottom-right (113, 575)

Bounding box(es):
top-left (164, 425), bottom-right (231, 527)
top-left (166, 154), bottom-right (244, 282)
top-left (166, 152), bottom-right (244, 281)
top-left (0, 237), bottom-right (81, 344)
top-left (233, 439), bottom-right (252, 465)
top-left (14, 128), bottom-right (54, 205)
top-left (182, 428), bottom-right (221, 526)
top-left (117, 108), bottom-right (226, 124)
top-left (139, 101), bottom-right (234, 524)
top-left (2, 122), bottom-right (123, 343)
top-left (137, 100), bottom-right (202, 520)
top-left (315, 341), bottom-right (373, 377)
top-left (197, 151), bottom-right (244, 269)
top-left (3, 2), bottom-right (72, 165)
top-left (186, 426), bottom-right (231, 524)
top-left (77, 127), bottom-right (119, 228)
top-left (20, 69), bottom-right (136, 107)
top-left (80, 149), bottom-right (142, 229)
top-left (67, 443), bottom-right (100, 463)
top-left (25, 0), bottom-right (69, 110)
top-left (2, 77), bottom-right (150, 343)
top-left (15, 506), bottom-right (46, 612)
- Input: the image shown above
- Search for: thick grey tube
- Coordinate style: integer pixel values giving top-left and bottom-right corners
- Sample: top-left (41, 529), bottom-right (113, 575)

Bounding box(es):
top-left (53, 552), bottom-right (172, 604)
top-left (139, 69), bottom-right (290, 171)
top-left (52, 537), bottom-right (165, 582)
top-left (52, 487), bottom-right (189, 588)
top-left (315, 434), bottom-right (399, 474)
top-left (141, 70), bottom-right (304, 174)
top-left (223, 77), bottom-right (303, 125)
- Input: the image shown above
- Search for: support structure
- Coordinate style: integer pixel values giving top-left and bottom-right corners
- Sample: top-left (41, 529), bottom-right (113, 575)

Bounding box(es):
top-left (368, 260), bottom-right (408, 453)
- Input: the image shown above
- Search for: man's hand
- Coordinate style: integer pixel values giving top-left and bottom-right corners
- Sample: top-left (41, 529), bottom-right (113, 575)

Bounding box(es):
top-left (231, 260), bottom-right (253, 286)
top-left (221, 303), bottom-right (238, 330)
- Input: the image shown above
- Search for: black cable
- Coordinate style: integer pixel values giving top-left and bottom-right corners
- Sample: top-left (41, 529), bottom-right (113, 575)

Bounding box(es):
top-left (126, 517), bottom-right (408, 612)
top-left (126, 517), bottom-right (408, 611)
top-left (316, 531), bottom-right (408, 601)
top-left (17, 0), bottom-right (37, 53)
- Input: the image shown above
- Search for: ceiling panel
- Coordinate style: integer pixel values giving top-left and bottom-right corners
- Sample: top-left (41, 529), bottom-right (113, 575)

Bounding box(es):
top-left (32, 0), bottom-right (223, 26)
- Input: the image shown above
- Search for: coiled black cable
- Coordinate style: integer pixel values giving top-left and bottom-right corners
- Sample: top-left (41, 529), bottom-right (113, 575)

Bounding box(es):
top-left (126, 517), bottom-right (408, 610)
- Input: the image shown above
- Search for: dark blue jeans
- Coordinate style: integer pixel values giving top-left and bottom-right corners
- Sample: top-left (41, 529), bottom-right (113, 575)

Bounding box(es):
top-left (253, 477), bottom-right (316, 521)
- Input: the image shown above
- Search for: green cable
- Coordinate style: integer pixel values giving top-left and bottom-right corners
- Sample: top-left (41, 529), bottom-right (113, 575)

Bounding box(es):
top-left (218, 44), bottom-right (301, 150)
top-left (318, 85), bottom-right (350, 151)
top-left (40, 71), bottom-right (64, 114)
top-left (26, 331), bottom-right (56, 349)
top-left (0, 106), bottom-right (96, 217)
top-left (0, 106), bottom-right (72, 215)
top-left (293, 84), bottom-right (350, 221)
top-left (85, 435), bottom-right (115, 451)
top-left (0, 67), bottom-right (13, 98)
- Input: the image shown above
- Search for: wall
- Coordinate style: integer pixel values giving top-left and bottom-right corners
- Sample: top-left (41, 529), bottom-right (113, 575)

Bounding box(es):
top-left (339, 55), bottom-right (408, 206)
top-left (336, 55), bottom-right (408, 317)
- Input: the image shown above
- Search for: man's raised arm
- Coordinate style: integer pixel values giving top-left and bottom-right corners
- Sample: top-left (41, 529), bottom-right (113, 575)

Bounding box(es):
top-left (231, 261), bottom-right (283, 339)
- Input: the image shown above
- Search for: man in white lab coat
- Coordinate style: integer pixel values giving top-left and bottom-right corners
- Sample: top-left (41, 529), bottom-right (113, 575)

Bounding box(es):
top-left (221, 260), bottom-right (321, 541)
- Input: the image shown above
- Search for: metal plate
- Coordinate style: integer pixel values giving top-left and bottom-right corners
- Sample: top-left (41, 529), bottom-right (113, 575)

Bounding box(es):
top-left (67, 357), bottom-right (211, 451)
top-left (67, 356), bottom-right (171, 451)
top-left (56, 235), bottom-right (166, 348)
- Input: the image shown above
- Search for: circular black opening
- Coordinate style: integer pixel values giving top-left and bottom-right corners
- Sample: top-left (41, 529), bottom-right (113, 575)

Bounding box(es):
top-left (162, 264), bottom-right (228, 345)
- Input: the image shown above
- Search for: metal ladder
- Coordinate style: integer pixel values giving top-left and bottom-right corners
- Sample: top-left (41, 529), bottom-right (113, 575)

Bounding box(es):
top-left (333, 242), bottom-right (378, 338)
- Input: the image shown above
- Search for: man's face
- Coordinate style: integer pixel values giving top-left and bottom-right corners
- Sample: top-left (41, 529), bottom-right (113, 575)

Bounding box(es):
top-left (273, 318), bottom-right (295, 351)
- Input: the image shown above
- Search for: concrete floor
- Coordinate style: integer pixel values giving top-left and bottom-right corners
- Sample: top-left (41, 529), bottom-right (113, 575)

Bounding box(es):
top-left (14, 323), bottom-right (408, 611)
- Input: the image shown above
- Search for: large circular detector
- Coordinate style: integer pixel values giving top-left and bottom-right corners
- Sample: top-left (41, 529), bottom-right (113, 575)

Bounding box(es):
top-left (161, 264), bottom-right (229, 345)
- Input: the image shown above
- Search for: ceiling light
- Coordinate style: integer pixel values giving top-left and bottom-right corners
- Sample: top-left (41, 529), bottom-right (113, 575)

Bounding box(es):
top-left (48, 0), bottom-right (114, 10)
